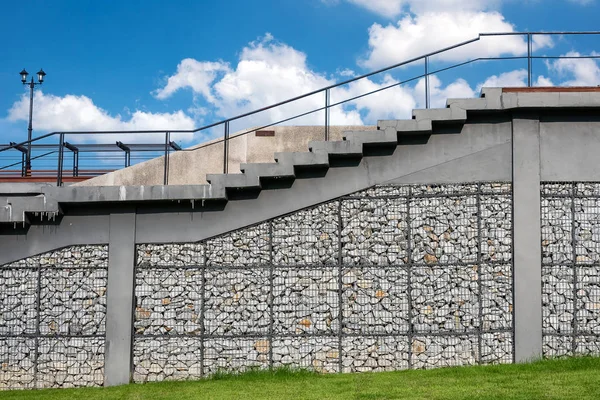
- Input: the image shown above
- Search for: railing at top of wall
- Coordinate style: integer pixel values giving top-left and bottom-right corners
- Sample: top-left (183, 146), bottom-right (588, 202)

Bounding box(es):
top-left (1, 31), bottom-right (600, 186)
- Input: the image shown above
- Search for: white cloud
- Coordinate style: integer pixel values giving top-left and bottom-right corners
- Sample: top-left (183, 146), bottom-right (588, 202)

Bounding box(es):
top-left (347, 0), bottom-right (406, 18)
top-left (547, 52), bottom-right (600, 86)
top-left (155, 35), bottom-right (366, 129)
top-left (153, 59), bottom-right (230, 101)
top-left (535, 75), bottom-right (554, 86)
top-left (346, 0), bottom-right (498, 18)
top-left (475, 69), bottom-right (555, 90)
top-left (567, 0), bottom-right (594, 4)
top-left (7, 91), bottom-right (195, 143)
top-left (155, 33), bottom-right (494, 128)
top-left (361, 11), bottom-right (552, 69)
top-left (478, 69), bottom-right (528, 89)
top-left (414, 75), bottom-right (476, 108)
top-left (156, 34), bottom-right (476, 127)
top-left (338, 74), bottom-right (417, 121)
top-left (338, 68), bottom-right (357, 77)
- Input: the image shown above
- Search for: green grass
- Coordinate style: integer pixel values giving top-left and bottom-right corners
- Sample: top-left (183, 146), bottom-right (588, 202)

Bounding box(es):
top-left (3, 357), bottom-right (600, 400)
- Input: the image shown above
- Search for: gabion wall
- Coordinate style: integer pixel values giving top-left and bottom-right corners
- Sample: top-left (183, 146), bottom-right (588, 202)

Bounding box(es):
top-left (542, 183), bottom-right (600, 356)
top-left (0, 245), bottom-right (107, 390)
top-left (133, 183), bottom-right (514, 383)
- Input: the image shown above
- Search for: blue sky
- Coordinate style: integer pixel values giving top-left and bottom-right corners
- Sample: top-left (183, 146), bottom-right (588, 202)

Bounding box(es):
top-left (1, 0), bottom-right (599, 149)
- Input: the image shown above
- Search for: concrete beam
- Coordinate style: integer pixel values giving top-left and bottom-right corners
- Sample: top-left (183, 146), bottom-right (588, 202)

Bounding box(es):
top-left (0, 214), bottom-right (110, 265)
top-left (104, 209), bottom-right (136, 386)
top-left (512, 114), bottom-right (542, 363)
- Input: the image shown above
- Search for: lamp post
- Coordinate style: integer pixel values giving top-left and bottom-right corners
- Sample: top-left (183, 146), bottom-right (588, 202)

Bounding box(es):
top-left (19, 68), bottom-right (46, 175)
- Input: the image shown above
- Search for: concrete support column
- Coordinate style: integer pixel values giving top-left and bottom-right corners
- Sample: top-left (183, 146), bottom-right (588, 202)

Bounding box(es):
top-left (512, 114), bottom-right (542, 362)
top-left (104, 209), bottom-right (136, 386)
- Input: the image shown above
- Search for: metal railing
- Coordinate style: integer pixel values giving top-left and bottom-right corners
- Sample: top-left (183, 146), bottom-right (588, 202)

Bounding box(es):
top-left (1, 31), bottom-right (599, 186)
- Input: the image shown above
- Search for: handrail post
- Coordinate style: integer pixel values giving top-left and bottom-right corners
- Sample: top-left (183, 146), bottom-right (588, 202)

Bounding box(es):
top-left (21, 153), bottom-right (26, 177)
top-left (75, 151), bottom-right (79, 177)
top-left (163, 131), bottom-right (170, 185)
top-left (223, 121), bottom-right (229, 174)
top-left (425, 56), bottom-right (430, 109)
top-left (57, 133), bottom-right (64, 186)
top-left (72, 150), bottom-right (77, 177)
top-left (325, 89), bottom-right (330, 141)
top-left (527, 33), bottom-right (532, 87)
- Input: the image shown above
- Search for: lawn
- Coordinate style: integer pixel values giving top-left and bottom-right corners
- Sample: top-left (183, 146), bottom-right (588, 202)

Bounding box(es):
top-left (2, 357), bottom-right (600, 400)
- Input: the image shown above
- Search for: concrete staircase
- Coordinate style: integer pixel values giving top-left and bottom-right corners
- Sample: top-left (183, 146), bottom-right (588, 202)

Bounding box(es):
top-left (201, 91), bottom-right (482, 198)
top-left (1, 87), bottom-right (595, 228)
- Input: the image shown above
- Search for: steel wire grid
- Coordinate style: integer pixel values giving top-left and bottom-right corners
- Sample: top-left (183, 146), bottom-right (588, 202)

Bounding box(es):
top-left (132, 183), bottom-right (514, 381)
top-left (542, 182), bottom-right (600, 357)
top-left (0, 246), bottom-right (108, 390)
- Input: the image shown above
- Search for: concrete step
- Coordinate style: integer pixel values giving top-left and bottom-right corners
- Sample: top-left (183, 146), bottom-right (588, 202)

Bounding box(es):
top-left (412, 107), bottom-right (467, 123)
top-left (239, 163), bottom-right (296, 179)
top-left (343, 130), bottom-right (398, 146)
top-left (274, 151), bottom-right (330, 168)
top-left (446, 98), bottom-right (488, 111)
top-left (308, 140), bottom-right (364, 156)
top-left (377, 119), bottom-right (433, 133)
top-left (205, 173), bottom-right (261, 192)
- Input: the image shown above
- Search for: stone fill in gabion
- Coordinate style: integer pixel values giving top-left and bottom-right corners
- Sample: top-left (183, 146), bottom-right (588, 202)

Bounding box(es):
top-left (542, 183), bottom-right (573, 196)
top-left (541, 197), bottom-right (572, 264)
top-left (412, 184), bottom-right (479, 196)
top-left (576, 183), bottom-right (600, 197)
top-left (341, 199), bottom-right (408, 265)
top-left (1, 183), bottom-right (521, 389)
top-left (272, 203), bottom-right (338, 265)
top-left (272, 337), bottom-right (339, 373)
top-left (542, 265), bottom-right (574, 334)
top-left (135, 268), bottom-right (202, 335)
top-left (411, 266), bottom-right (479, 333)
top-left (342, 336), bottom-right (409, 372)
top-left (204, 338), bottom-right (269, 375)
top-left (481, 332), bottom-right (512, 364)
top-left (37, 338), bottom-right (104, 388)
top-left (411, 335), bottom-right (478, 369)
top-left (481, 183), bottom-right (512, 194)
top-left (273, 268), bottom-right (339, 335)
top-left (348, 185), bottom-right (410, 198)
top-left (481, 195), bottom-right (512, 262)
top-left (541, 183), bottom-right (600, 358)
top-left (3, 245), bottom-right (108, 269)
top-left (482, 264), bottom-right (513, 331)
top-left (576, 266), bottom-right (600, 335)
top-left (204, 268), bottom-right (270, 335)
top-left (543, 335), bottom-right (572, 358)
top-left (342, 267), bottom-right (409, 334)
top-left (0, 269), bottom-right (37, 335)
top-left (137, 243), bottom-right (204, 267)
top-left (207, 223), bottom-right (269, 267)
top-left (0, 245), bottom-right (108, 391)
top-left (0, 338), bottom-right (35, 390)
top-left (575, 198), bottom-right (600, 264)
top-left (39, 268), bottom-right (107, 336)
top-left (575, 336), bottom-right (600, 355)
top-left (410, 197), bottom-right (478, 264)
top-left (133, 337), bottom-right (201, 382)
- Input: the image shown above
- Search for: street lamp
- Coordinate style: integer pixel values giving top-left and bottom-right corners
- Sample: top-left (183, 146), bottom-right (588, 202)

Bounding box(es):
top-left (19, 68), bottom-right (46, 175)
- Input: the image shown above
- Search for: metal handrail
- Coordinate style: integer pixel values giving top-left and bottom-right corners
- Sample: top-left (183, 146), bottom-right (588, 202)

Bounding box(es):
top-left (1, 31), bottom-right (599, 185)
